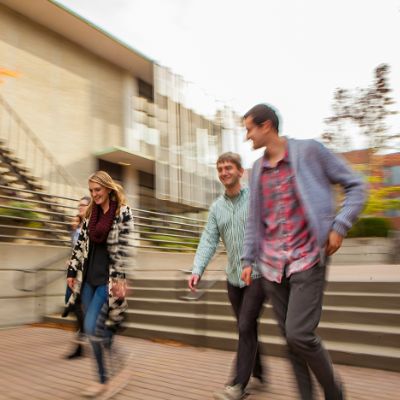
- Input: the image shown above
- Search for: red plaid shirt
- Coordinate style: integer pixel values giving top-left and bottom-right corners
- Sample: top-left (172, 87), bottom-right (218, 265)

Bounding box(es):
top-left (259, 150), bottom-right (320, 283)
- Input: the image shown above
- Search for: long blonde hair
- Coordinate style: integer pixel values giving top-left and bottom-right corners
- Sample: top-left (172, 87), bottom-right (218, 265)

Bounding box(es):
top-left (86, 171), bottom-right (126, 218)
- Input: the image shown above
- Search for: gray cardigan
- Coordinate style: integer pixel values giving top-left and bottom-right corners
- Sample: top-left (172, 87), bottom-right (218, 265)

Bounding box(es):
top-left (241, 138), bottom-right (366, 267)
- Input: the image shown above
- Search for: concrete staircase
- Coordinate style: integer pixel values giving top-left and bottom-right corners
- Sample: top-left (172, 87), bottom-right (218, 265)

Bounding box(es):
top-left (120, 278), bottom-right (400, 372)
top-left (0, 139), bottom-right (71, 245)
top-left (0, 140), bottom-right (44, 191)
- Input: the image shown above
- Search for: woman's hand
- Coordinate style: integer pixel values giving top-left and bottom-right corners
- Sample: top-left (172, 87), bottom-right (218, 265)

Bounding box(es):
top-left (111, 278), bottom-right (127, 299)
top-left (67, 277), bottom-right (75, 290)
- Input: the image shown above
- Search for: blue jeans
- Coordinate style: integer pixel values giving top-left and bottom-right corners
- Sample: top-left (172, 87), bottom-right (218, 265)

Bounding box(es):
top-left (81, 283), bottom-right (111, 384)
top-left (65, 286), bottom-right (72, 304)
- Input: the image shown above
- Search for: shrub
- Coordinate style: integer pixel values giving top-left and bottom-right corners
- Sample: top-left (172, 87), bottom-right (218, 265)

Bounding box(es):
top-left (0, 201), bottom-right (44, 227)
top-left (347, 217), bottom-right (392, 238)
top-left (144, 233), bottom-right (199, 251)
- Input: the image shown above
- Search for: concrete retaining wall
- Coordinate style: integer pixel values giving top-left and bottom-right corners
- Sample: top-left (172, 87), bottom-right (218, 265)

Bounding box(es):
top-left (0, 237), bottom-right (395, 326)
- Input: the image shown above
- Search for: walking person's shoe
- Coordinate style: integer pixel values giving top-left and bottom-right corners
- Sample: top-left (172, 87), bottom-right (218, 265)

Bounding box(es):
top-left (64, 344), bottom-right (83, 360)
top-left (337, 382), bottom-right (346, 400)
top-left (73, 330), bottom-right (86, 344)
top-left (326, 381), bottom-right (346, 400)
top-left (81, 382), bottom-right (108, 398)
top-left (246, 376), bottom-right (267, 392)
top-left (213, 384), bottom-right (246, 400)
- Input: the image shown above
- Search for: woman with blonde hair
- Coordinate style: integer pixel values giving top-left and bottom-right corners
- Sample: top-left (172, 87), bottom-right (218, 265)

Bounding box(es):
top-left (66, 171), bottom-right (133, 397)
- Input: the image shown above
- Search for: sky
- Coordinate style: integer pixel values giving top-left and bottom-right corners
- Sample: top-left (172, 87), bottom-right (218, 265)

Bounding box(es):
top-left (55, 0), bottom-right (400, 154)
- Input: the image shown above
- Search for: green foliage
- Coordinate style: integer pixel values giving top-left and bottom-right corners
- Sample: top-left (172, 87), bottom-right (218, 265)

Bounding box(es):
top-left (144, 233), bottom-right (199, 251)
top-left (347, 217), bottom-right (392, 238)
top-left (0, 201), bottom-right (44, 226)
top-left (363, 186), bottom-right (400, 215)
top-left (361, 175), bottom-right (400, 216)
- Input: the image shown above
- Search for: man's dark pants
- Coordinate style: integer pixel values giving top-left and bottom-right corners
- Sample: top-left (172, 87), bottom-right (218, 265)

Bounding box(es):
top-left (263, 264), bottom-right (341, 400)
top-left (227, 277), bottom-right (266, 389)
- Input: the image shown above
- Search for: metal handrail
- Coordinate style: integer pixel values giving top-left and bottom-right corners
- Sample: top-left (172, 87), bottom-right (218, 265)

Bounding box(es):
top-left (0, 214), bottom-right (71, 226)
top-left (0, 184), bottom-right (211, 250)
top-left (0, 234), bottom-right (71, 244)
top-left (14, 250), bottom-right (71, 292)
top-left (132, 207), bottom-right (207, 223)
top-left (135, 222), bottom-right (202, 235)
top-left (132, 211), bottom-right (206, 225)
top-left (0, 184), bottom-right (77, 203)
top-left (0, 204), bottom-right (69, 217)
top-left (0, 95), bottom-right (80, 199)
top-left (0, 193), bottom-right (76, 210)
top-left (0, 224), bottom-right (67, 234)
top-left (136, 229), bottom-right (201, 240)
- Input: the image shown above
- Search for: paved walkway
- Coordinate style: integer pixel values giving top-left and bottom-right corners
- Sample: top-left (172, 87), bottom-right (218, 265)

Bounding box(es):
top-left (0, 326), bottom-right (399, 400)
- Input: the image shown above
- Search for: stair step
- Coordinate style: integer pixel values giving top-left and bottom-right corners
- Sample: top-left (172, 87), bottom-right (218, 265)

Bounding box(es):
top-left (121, 321), bottom-right (400, 372)
top-left (129, 287), bottom-right (400, 309)
top-left (126, 297), bottom-right (400, 327)
top-left (130, 278), bottom-right (400, 294)
top-left (125, 309), bottom-right (400, 348)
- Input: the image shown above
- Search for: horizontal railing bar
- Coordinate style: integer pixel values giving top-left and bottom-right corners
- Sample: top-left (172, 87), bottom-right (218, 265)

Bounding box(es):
top-left (16, 271), bottom-right (66, 293)
top-left (0, 204), bottom-right (68, 217)
top-left (135, 230), bottom-right (200, 240)
top-left (0, 187), bottom-right (207, 225)
top-left (0, 184), bottom-right (77, 202)
top-left (0, 214), bottom-right (70, 226)
top-left (138, 237), bottom-right (198, 246)
top-left (0, 216), bottom-right (203, 233)
top-left (134, 222), bottom-right (201, 235)
top-left (131, 268), bottom-right (225, 272)
top-left (0, 224), bottom-right (68, 234)
top-left (131, 206), bottom-right (207, 223)
top-left (133, 215), bottom-right (204, 229)
top-left (134, 244), bottom-right (196, 251)
top-left (15, 252), bottom-right (71, 274)
top-left (0, 194), bottom-right (76, 210)
top-left (0, 234), bottom-right (70, 244)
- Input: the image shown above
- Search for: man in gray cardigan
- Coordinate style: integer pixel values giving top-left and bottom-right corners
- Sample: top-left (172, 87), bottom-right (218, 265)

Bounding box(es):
top-left (241, 103), bottom-right (366, 400)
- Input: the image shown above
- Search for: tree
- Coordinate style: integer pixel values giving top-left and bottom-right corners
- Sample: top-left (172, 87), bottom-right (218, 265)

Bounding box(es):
top-left (321, 88), bottom-right (353, 151)
top-left (352, 64), bottom-right (399, 154)
top-left (323, 64), bottom-right (400, 220)
top-left (322, 64), bottom-right (399, 154)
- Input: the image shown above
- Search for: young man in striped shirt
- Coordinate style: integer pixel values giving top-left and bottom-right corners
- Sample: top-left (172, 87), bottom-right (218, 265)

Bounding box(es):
top-left (241, 104), bottom-right (365, 400)
top-left (189, 152), bottom-right (267, 400)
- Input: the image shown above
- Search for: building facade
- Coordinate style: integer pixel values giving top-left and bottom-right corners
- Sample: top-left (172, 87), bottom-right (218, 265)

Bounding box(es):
top-left (0, 0), bottom-right (243, 214)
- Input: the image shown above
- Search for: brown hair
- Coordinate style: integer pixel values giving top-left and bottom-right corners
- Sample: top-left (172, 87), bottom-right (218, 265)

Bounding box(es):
top-left (243, 103), bottom-right (280, 132)
top-left (216, 152), bottom-right (242, 170)
top-left (86, 171), bottom-right (126, 218)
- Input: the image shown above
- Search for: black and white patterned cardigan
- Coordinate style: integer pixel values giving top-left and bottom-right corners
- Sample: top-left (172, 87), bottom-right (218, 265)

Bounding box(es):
top-left (66, 204), bottom-right (134, 329)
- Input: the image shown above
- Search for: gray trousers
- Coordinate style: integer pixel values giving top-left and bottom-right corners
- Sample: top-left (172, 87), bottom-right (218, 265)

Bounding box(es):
top-left (263, 265), bottom-right (341, 400)
top-left (227, 278), bottom-right (266, 389)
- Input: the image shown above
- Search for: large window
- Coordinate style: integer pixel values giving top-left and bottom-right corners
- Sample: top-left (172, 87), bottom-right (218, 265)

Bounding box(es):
top-left (97, 159), bottom-right (123, 183)
top-left (138, 79), bottom-right (154, 102)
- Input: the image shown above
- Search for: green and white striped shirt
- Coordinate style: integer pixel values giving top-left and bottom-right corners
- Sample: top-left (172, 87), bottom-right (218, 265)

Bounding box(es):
top-left (192, 187), bottom-right (261, 287)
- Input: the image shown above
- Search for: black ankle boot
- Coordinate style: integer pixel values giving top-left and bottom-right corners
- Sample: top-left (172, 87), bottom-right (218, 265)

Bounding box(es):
top-left (65, 344), bottom-right (83, 360)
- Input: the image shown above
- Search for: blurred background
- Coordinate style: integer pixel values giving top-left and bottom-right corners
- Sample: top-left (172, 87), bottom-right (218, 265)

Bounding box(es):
top-left (0, 0), bottom-right (399, 339)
